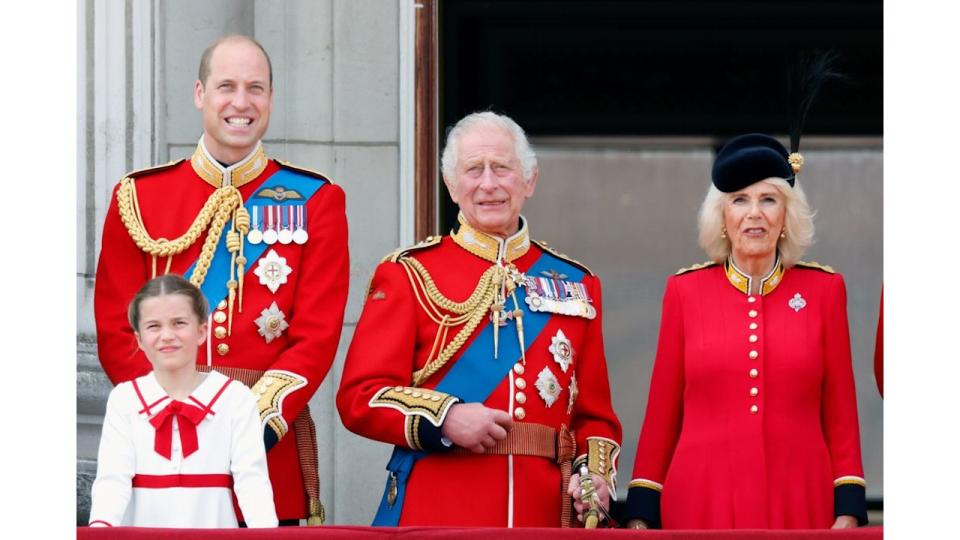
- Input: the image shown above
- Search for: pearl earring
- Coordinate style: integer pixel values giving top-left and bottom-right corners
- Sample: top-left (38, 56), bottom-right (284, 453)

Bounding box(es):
top-left (721, 227), bottom-right (727, 239)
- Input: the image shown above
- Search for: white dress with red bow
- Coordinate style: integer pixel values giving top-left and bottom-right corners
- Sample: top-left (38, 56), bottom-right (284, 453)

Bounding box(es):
top-left (88, 370), bottom-right (277, 528)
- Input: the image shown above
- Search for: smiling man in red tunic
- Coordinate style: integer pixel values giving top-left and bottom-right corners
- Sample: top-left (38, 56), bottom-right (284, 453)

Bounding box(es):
top-left (337, 111), bottom-right (622, 527)
top-left (94, 35), bottom-right (349, 525)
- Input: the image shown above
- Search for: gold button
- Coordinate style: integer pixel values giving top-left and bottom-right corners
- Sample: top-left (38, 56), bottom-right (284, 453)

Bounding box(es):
top-left (403, 389), bottom-right (413, 395)
top-left (217, 343), bottom-right (230, 356)
top-left (514, 407), bottom-right (526, 420)
top-left (749, 322), bottom-right (758, 330)
top-left (213, 311), bottom-right (227, 323)
top-left (264, 377), bottom-right (274, 385)
top-left (431, 395), bottom-right (441, 402)
top-left (748, 310), bottom-right (758, 318)
top-left (214, 326), bottom-right (227, 339)
top-left (217, 300), bottom-right (228, 310)
top-left (394, 385), bottom-right (404, 392)
top-left (411, 391), bottom-right (421, 398)
top-left (749, 350), bottom-right (758, 359)
top-left (749, 368), bottom-right (758, 378)
top-left (749, 335), bottom-right (758, 343)
top-left (748, 296), bottom-right (756, 303)
top-left (750, 387), bottom-right (759, 397)
top-left (516, 391), bottom-right (527, 404)
top-left (514, 363), bottom-right (525, 375)
top-left (750, 405), bottom-right (759, 414)
top-left (515, 378), bottom-right (527, 390)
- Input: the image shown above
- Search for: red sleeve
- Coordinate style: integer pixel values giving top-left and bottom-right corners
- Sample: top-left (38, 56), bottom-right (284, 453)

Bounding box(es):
top-left (267, 183), bottom-right (350, 427)
top-left (336, 260), bottom-right (422, 448)
top-left (631, 275), bottom-right (685, 484)
top-left (94, 182), bottom-right (152, 385)
top-left (874, 289), bottom-right (883, 397)
top-left (821, 274), bottom-right (865, 480)
top-left (570, 275), bottom-right (623, 449)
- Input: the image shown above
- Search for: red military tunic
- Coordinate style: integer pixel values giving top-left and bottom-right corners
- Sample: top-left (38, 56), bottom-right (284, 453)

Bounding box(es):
top-left (94, 140), bottom-right (349, 521)
top-left (625, 257), bottom-right (867, 529)
top-left (337, 216), bottom-right (622, 527)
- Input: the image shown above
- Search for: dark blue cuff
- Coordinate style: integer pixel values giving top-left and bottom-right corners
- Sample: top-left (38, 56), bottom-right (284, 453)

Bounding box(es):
top-left (835, 483), bottom-right (868, 526)
top-left (624, 486), bottom-right (661, 529)
top-left (263, 425), bottom-right (279, 452)
top-left (416, 418), bottom-right (455, 452)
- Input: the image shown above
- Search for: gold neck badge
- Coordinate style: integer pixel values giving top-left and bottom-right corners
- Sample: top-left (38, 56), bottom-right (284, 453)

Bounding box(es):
top-left (191, 138), bottom-right (269, 189)
top-left (450, 213), bottom-right (531, 264)
top-left (724, 255), bottom-right (785, 296)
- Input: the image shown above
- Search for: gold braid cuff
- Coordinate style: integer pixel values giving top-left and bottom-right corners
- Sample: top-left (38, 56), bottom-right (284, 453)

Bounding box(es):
top-left (574, 437), bottom-right (621, 500)
top-left (250, 370), bottom-right (308, 440)
top-left (397, 256), bottom-right (502, 386)
top-left (628, 478), bottom-right (663, 492)
top-left (834, 476), bottom-right (866, 488)
top-left (369, 385), bottom-right (459, 432)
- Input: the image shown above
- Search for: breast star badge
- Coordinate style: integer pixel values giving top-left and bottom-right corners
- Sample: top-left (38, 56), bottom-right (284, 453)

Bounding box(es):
top-left (549, 329), bottom-right (574, 372)
top-left (788, 293), bottom-right (807, 312)
top-left (255, 302), bottom-right (289, 343)
top-left (535, 366), bottom-right (562, 408)
top-left (254, 249), bottom-right (292, 294)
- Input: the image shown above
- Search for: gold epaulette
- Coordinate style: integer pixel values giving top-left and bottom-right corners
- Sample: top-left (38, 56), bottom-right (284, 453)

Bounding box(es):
top-left (675, 260), bottom-right (719, 275)
top-left (795, 260), bottom-right (836, 273)
top-left (124, 158), bottom-right (185, 180)
top-left (275, 159), bottom-right (334, 183)
top-left (531, 239), bottom-right (595, 276)
top-left (382, 235), bottom-right (443, 263)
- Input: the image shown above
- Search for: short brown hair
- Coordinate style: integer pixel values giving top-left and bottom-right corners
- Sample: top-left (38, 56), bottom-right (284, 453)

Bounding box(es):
top-left (128, 274), bottom-right (209, 332)
top-left (197, 34), bottom-right (273, 87)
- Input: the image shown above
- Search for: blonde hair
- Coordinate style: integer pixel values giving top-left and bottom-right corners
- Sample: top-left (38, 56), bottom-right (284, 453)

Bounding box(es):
top-left (697, 177), bottom-right (815, 267)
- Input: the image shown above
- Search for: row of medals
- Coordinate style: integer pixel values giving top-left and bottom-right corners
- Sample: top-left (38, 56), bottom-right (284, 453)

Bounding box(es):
top-left (246, 205), bottom-right (308, 246)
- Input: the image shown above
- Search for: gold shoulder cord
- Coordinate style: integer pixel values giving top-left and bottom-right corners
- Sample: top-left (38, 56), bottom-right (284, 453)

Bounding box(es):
top-left (117, 177), bottom-right (251, 331)
top-left (398, 257), bottom-right (502, 387)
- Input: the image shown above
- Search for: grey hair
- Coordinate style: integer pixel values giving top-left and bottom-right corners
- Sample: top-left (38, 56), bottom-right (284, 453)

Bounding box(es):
top-left (697, 177), bottom-right (815, 267)
top-left (440, 112), bottom-right (537, 188)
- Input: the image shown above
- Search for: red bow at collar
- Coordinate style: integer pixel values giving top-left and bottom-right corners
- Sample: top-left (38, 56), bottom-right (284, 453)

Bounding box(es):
top-left (149, 400), bottom-right (208, 460)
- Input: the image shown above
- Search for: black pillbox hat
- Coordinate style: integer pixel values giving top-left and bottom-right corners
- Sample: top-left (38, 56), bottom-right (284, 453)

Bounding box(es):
top-left (711, 133), bottom-right (794, 193)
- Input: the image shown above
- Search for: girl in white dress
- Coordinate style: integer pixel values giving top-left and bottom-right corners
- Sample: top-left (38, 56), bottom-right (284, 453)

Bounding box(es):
top-left (89, 274), bottom-right (277, 528)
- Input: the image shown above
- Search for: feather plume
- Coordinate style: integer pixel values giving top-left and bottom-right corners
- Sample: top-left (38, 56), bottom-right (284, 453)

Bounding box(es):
top-left (786, 51), bottom-right (846, 153)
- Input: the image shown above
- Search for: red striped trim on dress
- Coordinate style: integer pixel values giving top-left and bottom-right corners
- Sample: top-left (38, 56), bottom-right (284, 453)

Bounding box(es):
top-left (132, 378), bottom-right (170, 416)
top-left (88, 520), bottom-right (113, 527)
top-left (132, 473), bottom-right (233, 489)
top-left (188, 376), bottom-right (233, 416)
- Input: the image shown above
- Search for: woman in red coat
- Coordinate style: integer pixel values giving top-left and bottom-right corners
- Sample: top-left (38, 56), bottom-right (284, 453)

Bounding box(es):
top-left (624, 133), bottom-right (867, 529)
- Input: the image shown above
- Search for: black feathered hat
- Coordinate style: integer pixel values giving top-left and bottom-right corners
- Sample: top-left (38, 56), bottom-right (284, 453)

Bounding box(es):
top-left (711, 51), bottom-right (843, 193)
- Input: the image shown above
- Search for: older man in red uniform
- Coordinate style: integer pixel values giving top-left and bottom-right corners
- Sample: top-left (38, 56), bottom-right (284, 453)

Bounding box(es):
top-left (94, 35), bottom-right (349, 525)
top-left (337, 112), bottom-right (622, 527)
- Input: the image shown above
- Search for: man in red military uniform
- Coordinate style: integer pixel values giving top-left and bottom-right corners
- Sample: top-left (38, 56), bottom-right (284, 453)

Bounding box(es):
top-left (337, 112), bottom-right (622, 527)
top-left (94, 34), bottom-right (349, 525)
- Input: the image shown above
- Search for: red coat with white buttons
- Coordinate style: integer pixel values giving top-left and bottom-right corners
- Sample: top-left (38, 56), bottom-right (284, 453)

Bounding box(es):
top-left (625, 260), bottom-right (866, 529)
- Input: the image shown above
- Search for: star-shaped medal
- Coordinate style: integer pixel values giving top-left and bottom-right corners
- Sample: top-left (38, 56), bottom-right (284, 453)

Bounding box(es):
top-left (254, 249), bottom-right (292, 294)
top-left (549, 329), bottom-right (574, 372)
top-left (535, 366), bottom-right (562, 408)
top-left (255, 302), bottom-right (289, 343)
top-left (789, 293), bottom-right (807, 312)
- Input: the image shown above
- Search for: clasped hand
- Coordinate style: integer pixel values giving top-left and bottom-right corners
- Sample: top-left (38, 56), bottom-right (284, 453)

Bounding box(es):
top-left (440, 403), bottom-right (512, 453)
